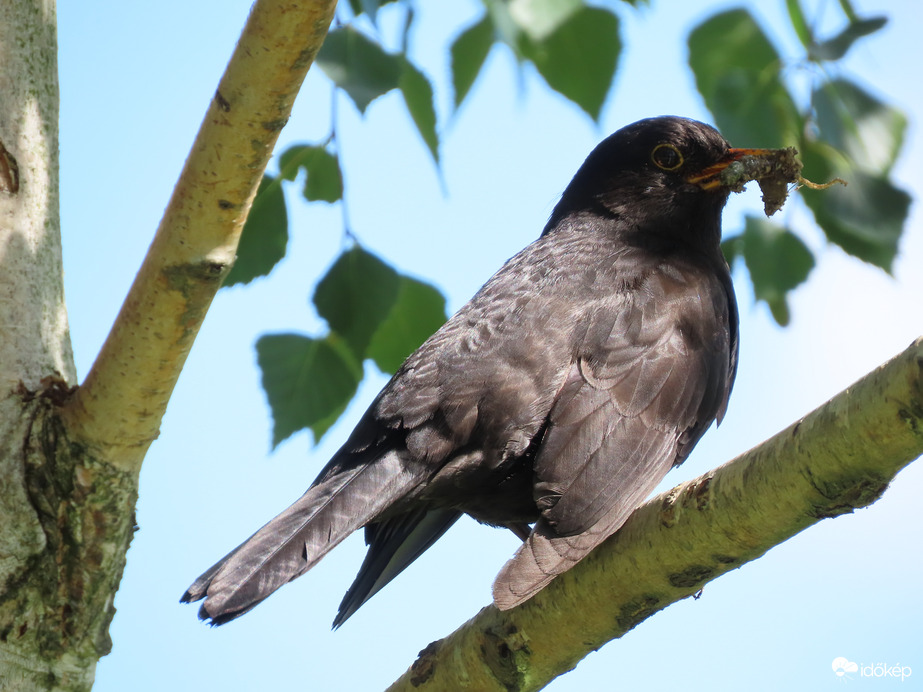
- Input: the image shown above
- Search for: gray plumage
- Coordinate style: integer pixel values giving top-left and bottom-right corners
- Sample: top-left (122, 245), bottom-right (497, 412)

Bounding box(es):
top-left (182, 116), bottom-right (740, 626)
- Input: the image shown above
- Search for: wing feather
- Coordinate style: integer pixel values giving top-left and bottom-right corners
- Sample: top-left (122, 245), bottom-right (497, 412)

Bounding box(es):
top-left (493, 263), bottom-right (734, 609)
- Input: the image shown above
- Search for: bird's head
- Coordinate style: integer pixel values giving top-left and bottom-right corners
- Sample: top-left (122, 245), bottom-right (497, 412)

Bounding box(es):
top-left (544, 116), bottom-right (784, 251)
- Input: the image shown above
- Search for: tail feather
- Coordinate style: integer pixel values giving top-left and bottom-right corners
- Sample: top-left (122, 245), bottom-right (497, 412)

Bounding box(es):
top-left (492, 493), bottom-right (648, 610)
top-left (491, 520), bottom-right (600, 610)
top-left (181, 452), bottom-right (419, 624)
top-left (332, 508), bottom-right (461, 628)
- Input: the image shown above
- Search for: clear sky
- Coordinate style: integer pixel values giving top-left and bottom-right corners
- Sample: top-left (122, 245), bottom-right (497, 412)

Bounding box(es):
top-left (57, 1), bottom-right (921, 690)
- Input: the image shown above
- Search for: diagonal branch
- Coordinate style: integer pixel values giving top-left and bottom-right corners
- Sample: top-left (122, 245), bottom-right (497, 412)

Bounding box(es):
top-left (386, 337), bottom-right (923, 692)
top-left (59, 0), bottom-right (337, 476)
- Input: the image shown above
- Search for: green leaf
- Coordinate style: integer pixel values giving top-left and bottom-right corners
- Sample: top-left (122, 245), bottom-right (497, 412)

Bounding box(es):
top-left (813, 78), bottom-right (906, 176)
top-left (785, 0), bottom-right (813, 49)
top-left (367, 276), bottom-right (447, 374)
top-left (509, 0), bottom-right (581, 42)
top-left (739, 216), bottom-right (815, 326)
top-left (257, 333), bottom-right (363, 446)
top-left (313, 246), bottom-right (401, 360)
top-left (802, 79), bottom-right (909, 270)
top-left (399, 60), bottom-right (440, 164)
top-left (809, 16), bottom-right (887, 62)
top-left (799, 139), bottom-right (909, 272)
top-left (688, 9), bottom-right (801, 147)
top-left (223, 175), bottom-right (288, 287)
top-left (520, 6), bottom-right (620, 122)
top-left (316, 27), bottom-right (402, 113)
top-left (279, 144), bottom-right (344, 203)
top-left (450, 14), bottom-right (494, 110)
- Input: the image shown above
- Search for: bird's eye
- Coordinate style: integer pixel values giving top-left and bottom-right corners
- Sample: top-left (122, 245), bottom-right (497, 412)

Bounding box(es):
top-left (651, 143), bottom-right (684, 171)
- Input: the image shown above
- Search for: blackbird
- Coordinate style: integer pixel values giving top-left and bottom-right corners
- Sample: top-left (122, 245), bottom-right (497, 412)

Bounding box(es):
top-left (183, 116), bottom-right (776, 627)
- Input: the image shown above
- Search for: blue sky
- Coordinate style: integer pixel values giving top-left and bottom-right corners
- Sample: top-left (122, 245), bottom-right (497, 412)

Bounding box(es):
top-left (57, 1), bottom-right (921, 690)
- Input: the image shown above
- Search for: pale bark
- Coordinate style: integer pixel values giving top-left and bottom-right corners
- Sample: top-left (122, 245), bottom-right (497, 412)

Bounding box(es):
top-left (0, 1), bottom-right (336, 689)
top-left (0, 0), bottom-right (74, 392)
top-left (386, 338), bottom-right (923, 692)
top-left (0, 0), bottom-right (88, 687)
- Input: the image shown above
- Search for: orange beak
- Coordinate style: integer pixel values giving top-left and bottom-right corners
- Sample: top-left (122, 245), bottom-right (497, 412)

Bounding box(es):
top-left (686, 147), bottom-right (781, 190)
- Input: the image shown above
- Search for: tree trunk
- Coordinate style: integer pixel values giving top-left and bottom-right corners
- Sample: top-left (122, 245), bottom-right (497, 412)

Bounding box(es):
top-left (0, 0), bottom-right (336, 688)
top-left (0, 0), bottom-right (106, 686)
top-left (0, 397), bottom-right (136, 690)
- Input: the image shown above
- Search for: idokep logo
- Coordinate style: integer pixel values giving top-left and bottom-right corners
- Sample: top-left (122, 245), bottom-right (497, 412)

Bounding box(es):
top-left (832, 657), bottom-right (913, 682)
top-left (833, 657), bottom-right (859, 678)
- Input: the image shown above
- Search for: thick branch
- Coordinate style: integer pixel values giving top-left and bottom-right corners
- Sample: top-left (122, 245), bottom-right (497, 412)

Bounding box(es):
top-left (387, 337), bottom-right (923, 692)
top-left (59, 0), bottom-right (336, 475)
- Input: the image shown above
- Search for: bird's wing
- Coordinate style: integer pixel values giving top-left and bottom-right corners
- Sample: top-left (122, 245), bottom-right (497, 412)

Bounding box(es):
top-left (493, 263), bottom-right (733, 609)
top-left (182, 237), bottom-right (576, 625)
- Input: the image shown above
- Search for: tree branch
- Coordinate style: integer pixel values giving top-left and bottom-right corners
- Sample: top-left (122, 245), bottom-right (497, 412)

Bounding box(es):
top-left (387, 337), bottom-right (923, 692)
top-left (59, 0), bottom-right (337, 476)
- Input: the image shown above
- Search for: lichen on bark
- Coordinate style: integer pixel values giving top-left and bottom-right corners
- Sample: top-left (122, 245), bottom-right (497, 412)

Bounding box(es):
top-left (0, 393), bottom-right (137, 690)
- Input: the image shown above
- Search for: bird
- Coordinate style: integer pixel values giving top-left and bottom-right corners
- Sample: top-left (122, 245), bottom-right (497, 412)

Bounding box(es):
top-left (183, 116), bottom-right (767, 628)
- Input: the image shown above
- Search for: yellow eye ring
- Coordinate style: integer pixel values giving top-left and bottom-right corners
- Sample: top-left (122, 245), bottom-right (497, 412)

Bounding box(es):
top-left (651, 143), bottom-right (684, 171)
